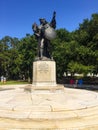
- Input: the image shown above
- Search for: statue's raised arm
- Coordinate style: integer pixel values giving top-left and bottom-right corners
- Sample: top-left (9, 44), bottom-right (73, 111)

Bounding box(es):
top-left (50, 11), bottom-right (56, 29)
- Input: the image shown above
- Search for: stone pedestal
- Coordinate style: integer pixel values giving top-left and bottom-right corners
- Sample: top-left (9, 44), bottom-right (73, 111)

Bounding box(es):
top-left (32, 60), bottom-right (57, 87)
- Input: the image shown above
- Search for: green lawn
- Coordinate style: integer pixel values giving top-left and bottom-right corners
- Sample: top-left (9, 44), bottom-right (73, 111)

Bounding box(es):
top-left (0, 80), bottom-right (29, 85)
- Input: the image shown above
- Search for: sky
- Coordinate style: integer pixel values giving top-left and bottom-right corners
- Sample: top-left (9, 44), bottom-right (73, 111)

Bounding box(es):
top-left (0, 0), bottom-right (98, 39)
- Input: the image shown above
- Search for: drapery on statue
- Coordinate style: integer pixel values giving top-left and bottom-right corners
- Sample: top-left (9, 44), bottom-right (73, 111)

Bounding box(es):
top-left (32, 11), bottom-right (56, 60)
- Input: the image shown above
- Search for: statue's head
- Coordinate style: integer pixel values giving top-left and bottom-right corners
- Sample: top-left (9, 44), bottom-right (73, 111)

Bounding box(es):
top-left (39, 18), bottom-right (47, 25)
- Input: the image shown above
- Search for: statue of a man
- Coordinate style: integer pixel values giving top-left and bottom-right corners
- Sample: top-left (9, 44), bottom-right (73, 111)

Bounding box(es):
top-left (32, 11), bottom-right (56, 60)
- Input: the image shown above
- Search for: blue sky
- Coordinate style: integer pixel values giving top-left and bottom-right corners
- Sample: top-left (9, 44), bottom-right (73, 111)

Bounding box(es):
top-left (0, 0), bottom-right (98, 39)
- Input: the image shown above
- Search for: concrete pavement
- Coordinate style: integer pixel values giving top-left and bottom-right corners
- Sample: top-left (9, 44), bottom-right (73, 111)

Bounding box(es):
top-left (0, 84), bottom-right (98, 129)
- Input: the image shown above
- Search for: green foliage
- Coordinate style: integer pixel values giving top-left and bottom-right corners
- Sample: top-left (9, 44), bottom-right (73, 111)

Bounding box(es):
top-left (18, 35), bottom-right (37, 80)
top-left (68, 61), bottom-right (94, 76)
top-left (0, 80), bottom-right (28, 85)
top-left (51, 29), bottom-right (72, 78)
top-left (0, 13), bottom-right (98, 80)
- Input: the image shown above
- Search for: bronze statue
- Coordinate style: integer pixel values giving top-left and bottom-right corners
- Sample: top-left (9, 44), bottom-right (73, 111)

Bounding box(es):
top-left (32, 11), bottom-right (56, 60)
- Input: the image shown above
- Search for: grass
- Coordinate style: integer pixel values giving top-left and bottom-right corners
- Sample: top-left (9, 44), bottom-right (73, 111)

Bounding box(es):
top-left (0, 80), bottom-right (29, 85)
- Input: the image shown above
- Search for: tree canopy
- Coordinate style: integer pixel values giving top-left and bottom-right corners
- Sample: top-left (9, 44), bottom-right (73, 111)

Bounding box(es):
top-left (0, 13), bottom-right (98, 81)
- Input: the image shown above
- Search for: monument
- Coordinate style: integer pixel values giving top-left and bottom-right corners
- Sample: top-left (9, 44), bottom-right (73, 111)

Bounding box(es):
top-left (32, 11), bottom-right (56, 60)
top-left (32, 11), bottom-right (60, 88)
top-left (0, 12), bottom-right (98, 130)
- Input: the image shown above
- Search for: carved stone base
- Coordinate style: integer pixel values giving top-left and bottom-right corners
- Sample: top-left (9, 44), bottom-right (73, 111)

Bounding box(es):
top-left (32, 60), bottom-right (57, 87)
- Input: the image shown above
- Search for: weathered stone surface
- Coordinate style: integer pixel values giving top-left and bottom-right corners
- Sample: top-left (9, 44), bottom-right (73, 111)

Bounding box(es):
top-left (32, 60), bottom-right (57, 86)
top-left (0, 84), bottom-right (98, 129)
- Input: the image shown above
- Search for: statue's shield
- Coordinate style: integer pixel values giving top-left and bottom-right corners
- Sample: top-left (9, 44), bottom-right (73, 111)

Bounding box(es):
top-left (44, 24), bottom-right (56, 40)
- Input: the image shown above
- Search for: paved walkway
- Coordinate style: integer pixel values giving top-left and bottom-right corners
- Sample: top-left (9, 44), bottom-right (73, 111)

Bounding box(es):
top-left (0, 84), bottom-right (98, 129)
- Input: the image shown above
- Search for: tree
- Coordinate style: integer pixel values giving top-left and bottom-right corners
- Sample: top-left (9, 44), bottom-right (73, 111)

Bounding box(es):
top-left (18, 34), bottom-right (37, 81)
top-left (0, 13), bottom-right (98, 80)
top-left (0, 36), bottom-right (20, 79)
top-left (72, 13), bottom-right (98, 75)
top-left (51, 29), bottom-right (72, 79)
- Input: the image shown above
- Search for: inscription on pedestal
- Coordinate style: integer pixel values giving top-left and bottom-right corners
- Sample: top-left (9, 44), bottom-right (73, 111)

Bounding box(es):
top-left (32, 60), bottom-right (56, 86)
top-left (38, 62), bottom-right (49, 73)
